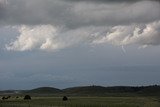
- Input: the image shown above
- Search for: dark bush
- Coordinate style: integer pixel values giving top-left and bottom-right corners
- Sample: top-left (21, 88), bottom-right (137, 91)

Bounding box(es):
top-left (2, 97), bottom-right (5, 100)
top-left (62, 96), bottom-right (68, 101)
top-left (2, 96), bottom-right (9, 100)
top-left (24, 95), bottom-right (31, 100)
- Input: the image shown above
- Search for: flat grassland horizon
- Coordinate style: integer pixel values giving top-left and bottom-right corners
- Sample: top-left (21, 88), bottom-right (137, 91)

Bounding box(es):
top-left (1, 85), bottom-right (160, 107)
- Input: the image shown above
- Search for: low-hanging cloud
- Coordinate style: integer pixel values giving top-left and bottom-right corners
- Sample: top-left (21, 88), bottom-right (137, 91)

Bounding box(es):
top-left (1, 0), bottom-right (160, 51)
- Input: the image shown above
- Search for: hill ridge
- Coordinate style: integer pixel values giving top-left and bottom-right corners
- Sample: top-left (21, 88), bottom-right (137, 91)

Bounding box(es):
top-left (1, 85), bottom-right (160, 96)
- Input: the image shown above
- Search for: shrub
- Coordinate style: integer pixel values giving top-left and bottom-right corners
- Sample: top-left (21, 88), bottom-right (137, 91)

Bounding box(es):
top-left (24, 95), bottom-right (31, 100)
top-left (2, 96), bottom-right (9, 100)
top-left (2, 97), bottom-right (5, 100)
top-left (62, 96), bottom-right (68, 101)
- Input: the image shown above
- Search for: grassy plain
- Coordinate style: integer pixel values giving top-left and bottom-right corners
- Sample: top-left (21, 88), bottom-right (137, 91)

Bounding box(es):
top-left (1, 96), bottom-right (160, 107)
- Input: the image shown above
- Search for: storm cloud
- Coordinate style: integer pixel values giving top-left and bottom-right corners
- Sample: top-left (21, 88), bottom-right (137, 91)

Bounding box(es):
top-left (0, 0), bottom-right (160, 51)
top-left (0, 0), bottom-right (159, 27)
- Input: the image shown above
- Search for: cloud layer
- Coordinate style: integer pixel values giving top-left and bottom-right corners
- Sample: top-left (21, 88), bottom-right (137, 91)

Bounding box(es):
top-left (94, 21), bottom-right (160, 47)
top-left (1, 0), bottom-right (159, 27)
top-left (5, 20), bottom-right (160, 51)
top-left (0, 0), bottom-right (160, 51)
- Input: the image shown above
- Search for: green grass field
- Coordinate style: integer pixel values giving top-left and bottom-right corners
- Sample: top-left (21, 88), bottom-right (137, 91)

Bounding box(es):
top-left (1, 97), bottom-right (160, 107)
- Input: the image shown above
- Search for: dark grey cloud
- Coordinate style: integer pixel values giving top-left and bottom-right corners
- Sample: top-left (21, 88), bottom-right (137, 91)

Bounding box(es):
top-left (0, 0), bottom-right (159, 28)
top-left (0, 1), bottom-right (7, 22)
top-left (0, 0), bottom-right (72, 26)
top-left (65, 0), bottom-right (159, 3)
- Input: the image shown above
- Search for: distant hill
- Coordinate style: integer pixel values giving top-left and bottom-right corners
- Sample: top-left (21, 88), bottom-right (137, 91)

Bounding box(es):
top-left (0, 90), bottom-right (16, 94)
top-left (26, 87), bottom-right (62, 94)
top-left (63, 85), bottom-right (160, 96)
top-left (138, 85), bottom-right (160, 96)
top-left (63, 86), bottom-right (107, 95)
top-left (1, 85), bottom-right (160, 96)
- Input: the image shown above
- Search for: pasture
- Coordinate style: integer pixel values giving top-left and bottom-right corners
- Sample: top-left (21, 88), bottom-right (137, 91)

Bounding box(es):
top-left (0, 96), bottom-right (160, 107)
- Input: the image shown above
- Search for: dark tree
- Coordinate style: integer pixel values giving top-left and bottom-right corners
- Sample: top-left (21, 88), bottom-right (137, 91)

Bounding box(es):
top-left (2, 97), bottom-right (5, 100)
top-left (62, 96), bottom-right (68, 101)
top-left (24, 95), bottom-right (31, 100)
top-left (2, 96), bottom-right (9, 100)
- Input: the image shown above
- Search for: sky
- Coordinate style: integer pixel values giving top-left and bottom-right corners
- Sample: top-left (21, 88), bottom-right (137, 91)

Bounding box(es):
top-left (0, 0), bottom-right (160, 90)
